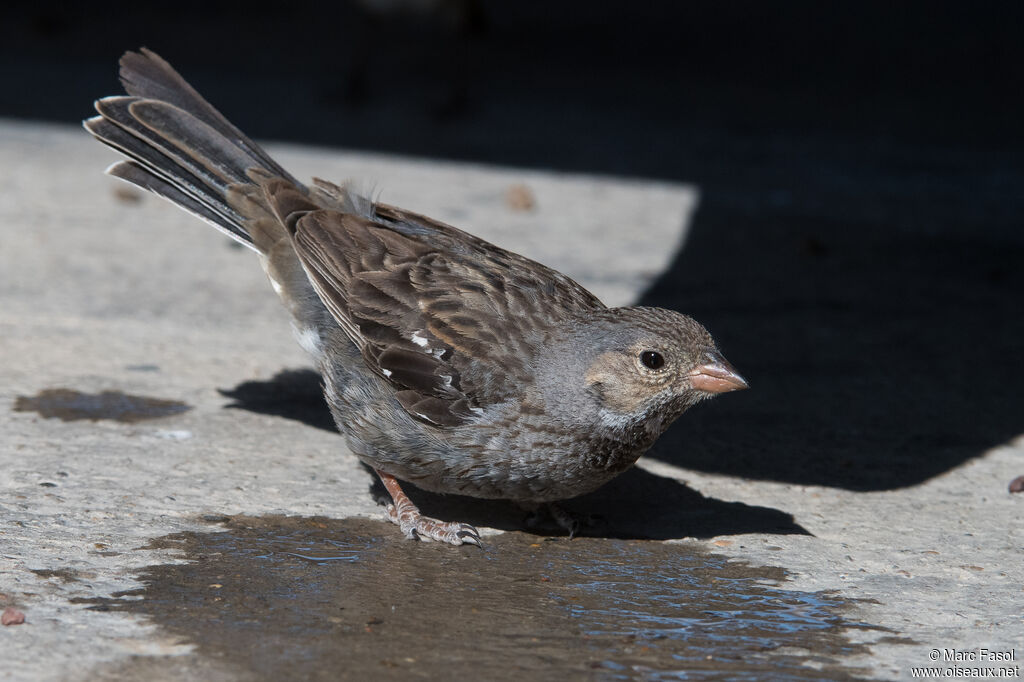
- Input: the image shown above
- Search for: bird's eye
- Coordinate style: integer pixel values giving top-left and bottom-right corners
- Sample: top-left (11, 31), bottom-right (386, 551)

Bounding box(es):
top-left (640, 350), bottom-right (665, 370)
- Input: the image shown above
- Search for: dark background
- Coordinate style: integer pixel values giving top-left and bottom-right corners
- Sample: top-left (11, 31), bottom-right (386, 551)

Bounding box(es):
top-left (5, 1), bottom-right (1021, 491)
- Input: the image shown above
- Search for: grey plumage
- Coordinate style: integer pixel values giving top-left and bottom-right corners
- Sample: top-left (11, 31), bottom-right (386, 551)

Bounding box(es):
top-left (85, 49), bottom-right (748, 545)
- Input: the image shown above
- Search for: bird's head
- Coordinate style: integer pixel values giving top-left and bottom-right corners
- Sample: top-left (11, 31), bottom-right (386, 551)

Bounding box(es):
top-left (572, 306), bottom-right (747, 439)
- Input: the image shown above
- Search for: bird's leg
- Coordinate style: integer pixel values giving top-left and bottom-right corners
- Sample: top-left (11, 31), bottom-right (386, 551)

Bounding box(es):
top-left (521, 502), bottom-right (605, 538)
top-left (547, 503), bottom-right (582, 539)
top-left (375, 470), bottom-right (481, 546)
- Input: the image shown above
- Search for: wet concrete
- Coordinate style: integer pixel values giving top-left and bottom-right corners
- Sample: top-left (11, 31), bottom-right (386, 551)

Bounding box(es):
top-left (13, 388), bottom-right (190, 423)
top-left (87, 516), bottom-right (881, 680)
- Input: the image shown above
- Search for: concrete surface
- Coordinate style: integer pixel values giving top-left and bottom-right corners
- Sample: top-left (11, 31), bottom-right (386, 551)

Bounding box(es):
top-left (1, 119), bottom-right (1021, 680)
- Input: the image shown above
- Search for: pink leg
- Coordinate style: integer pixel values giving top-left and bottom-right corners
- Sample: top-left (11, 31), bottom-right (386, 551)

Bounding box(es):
top-left (376, 470), bottom-right (481, 546)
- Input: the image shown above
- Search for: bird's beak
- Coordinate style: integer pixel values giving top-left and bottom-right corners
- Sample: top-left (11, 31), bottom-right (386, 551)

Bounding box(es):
top-left (688, 351), bottom-right (749, 394)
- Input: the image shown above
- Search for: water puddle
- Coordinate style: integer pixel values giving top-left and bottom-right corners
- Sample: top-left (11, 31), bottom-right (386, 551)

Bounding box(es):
top-left (13, 388), bottom-right (190, 423)
top-left (88, 516), bottom-right (878, 680)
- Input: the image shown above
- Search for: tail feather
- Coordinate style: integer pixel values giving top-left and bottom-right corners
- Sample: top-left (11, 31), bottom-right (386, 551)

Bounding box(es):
top-left (85, 110), bottom-right (252, 243)
top-left (119, 98), bottom-right (266, 189)
top-left (117, 48), bottom-right (296, 184)
top-left (86, 48), bottom-right (342, 342)
top-left (107, 159), bottom-right (253, 247)
top-left (84, 48), bottom-right (302, 252)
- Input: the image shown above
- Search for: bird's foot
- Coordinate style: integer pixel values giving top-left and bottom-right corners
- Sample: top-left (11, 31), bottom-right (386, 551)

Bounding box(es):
top-left (384, 503), bottom-right (481, 545)
top-left (376, 470), bottom-right (481, 546)
top-left (522, 502), bottom-right (605, 539)
top-left (548, 503), bottom-right (582, 538)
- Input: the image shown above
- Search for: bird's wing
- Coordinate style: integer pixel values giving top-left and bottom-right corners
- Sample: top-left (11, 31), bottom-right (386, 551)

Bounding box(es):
top-left (269, 181), bottom-right (603, 427)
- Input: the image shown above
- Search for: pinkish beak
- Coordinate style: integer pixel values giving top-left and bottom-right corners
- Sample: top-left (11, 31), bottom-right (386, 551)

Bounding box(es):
top-left (689, 352), bottom-right (749, 394)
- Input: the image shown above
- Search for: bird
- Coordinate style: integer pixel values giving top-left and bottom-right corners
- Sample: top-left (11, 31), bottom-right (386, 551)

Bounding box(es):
top-left (84, 49), bottom-right (748, 546)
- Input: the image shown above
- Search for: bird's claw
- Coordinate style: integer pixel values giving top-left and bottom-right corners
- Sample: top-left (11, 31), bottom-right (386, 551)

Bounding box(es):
top-left (385, 503), bottom-right (481, 547)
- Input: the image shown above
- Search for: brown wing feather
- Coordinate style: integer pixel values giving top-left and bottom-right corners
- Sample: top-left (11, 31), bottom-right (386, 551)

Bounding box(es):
top-left (280, 199), bottom-right (605, 427)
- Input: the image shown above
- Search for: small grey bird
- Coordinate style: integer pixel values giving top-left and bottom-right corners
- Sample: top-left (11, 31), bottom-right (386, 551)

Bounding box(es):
top-left (85, 49), bottom-right (747, 545)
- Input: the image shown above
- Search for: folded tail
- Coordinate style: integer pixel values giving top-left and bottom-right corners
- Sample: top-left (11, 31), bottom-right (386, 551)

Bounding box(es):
top-left (83, 48), bottom-right (302, 251)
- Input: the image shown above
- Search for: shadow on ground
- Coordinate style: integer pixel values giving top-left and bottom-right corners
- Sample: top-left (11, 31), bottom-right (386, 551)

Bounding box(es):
top-left (641, 165), bottom-right (1024, 491)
